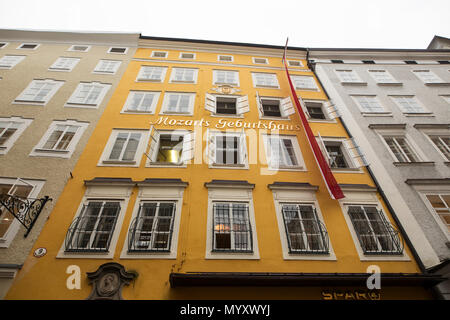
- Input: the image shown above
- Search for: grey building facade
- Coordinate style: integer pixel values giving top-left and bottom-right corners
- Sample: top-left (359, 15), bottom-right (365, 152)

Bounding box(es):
top-left (309, 43), bottom-right (450, 298)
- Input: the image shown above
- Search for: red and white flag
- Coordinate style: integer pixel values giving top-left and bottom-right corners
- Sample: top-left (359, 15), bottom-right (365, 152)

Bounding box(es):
top-left (282, 39), bottom-right (344, 200)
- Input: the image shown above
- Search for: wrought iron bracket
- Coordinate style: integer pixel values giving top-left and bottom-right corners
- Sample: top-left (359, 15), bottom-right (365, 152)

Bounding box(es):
top-left (0, 194), bottom-right (52, 237)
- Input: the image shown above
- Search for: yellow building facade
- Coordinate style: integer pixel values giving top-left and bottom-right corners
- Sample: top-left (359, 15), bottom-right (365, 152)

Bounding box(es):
top-left (5, 37), bottom-right (442, 300)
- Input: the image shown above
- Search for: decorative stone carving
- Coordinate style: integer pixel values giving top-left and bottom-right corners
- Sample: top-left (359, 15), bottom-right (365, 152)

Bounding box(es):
top-left (86, 262), bottom-right (137, 300)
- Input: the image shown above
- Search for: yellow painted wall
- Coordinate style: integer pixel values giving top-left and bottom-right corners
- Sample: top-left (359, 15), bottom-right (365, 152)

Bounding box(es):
top-left (5, 45), bottom-right (431, 300)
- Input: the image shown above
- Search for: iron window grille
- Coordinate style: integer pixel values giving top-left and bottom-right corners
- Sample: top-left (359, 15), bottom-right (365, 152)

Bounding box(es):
top-left (281, 204), bottom-right (329, 254)
top-left (65, 201), bottom-right (121, 253)
top-left (212, 203), bottom-right (253, 253)
top-left (128, 202), bottom-right (176, 252)
top-left (348, 205), bottom-right (403, 255)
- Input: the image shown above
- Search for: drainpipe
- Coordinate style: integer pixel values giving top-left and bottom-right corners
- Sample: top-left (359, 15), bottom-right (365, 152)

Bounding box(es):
top-left (305, 51), bottom-right (428, 275)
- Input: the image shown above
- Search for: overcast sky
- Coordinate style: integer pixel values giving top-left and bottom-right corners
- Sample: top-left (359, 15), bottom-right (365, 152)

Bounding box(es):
top-left (0, 0), bottom-right (449, 49)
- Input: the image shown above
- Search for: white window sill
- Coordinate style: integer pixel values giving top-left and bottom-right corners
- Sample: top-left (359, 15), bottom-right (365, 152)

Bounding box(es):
top-left (376, 82), bottom-right (403, 86)
top-left (255, 85), bottom-right (280, 89)
top-left (331, 167), bottom-right (363, 173)
top-left (169, 80), bottom-right (196, 84)
top-left (160, 111), bottom-right (193, 116)
top-left (260, 116), bottom-right (290, 121)
top-left (48, 68), bottom-right (72, 72)
top-left (283, 252), bottom-right (337, 261)
top-left (93, 71), bottom-right (117, 75)
top-left (210, 113), bottom-right (243, 119)
top-left (64, 103), bottom-right (99, 109)
top-left (56, 250), bottom-right (114, 259)
top-left (308, 118), bottom-right (337, 123)
top-left (393, 161), bottom-right (435, 167)
top-left (295, 87), bottom-right (320, 91)
top-left (206, 251), bottom-right (260, 260)
top-left (403, 113), bottom-right (434, 117)
top-left (30, 148), bottom-right (71, 158)
top-left (101, 160), bottom-right (137, 166)
top-left (361, 112), bottom-right (393, 117)
top-left (120, 251), bottom-right (177, 259)
top-left (267, 166), bottom-right (306, 172)
top-left (12, 100), bottom-right (46, 106)
top-left (424, 82), bottom-right (450, 86)
top-left (121, 110), bottom-right (155, 114)
top-left (136, 79), bottom-right (163, 83)
top-left (209, 163), bottom-right (248, 170)
top-left (340, 81), bottom-right (367, 86)
top-left (147, 161), bottom-right (187, 168)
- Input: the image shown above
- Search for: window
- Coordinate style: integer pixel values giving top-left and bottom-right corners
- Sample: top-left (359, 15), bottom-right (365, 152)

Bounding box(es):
top-left (424, 194), bottom-right (450, 233)
top-left (368, 70), bottom-right (399, 84)
top-left (347, 205), bottom-right (403, 255)
top-left (331, 59), bottom-right (344, 63)
top-left (169, 68), bottom-right (198, 83)
top-left (335, 70), bottom-right (364, 84)
top-left (256, 95), bottom-right (294, 119)
top-left (102, 131), bottom-right (144, 165)
top-left (218, 55), bottom-right (233, 62)
top-left (213, 70), bottom-right (239, 86)
top-left (252, 72), bottom-right (279, 88)
top-left (65, 82), bottom-right (111, 108)
top-left (281, 204), bottom-right (329, 254)
top-left (65, 200), bottom-right (121, 252)
top-left (441, 95), bottom-right (450, 104)
top-left (0, 117), bottom-right (32, 155)
top-left (14, 79), bottom-right (64, 105)
top-left (151, 51), bottom-right (167, 58)
top-left (30, 120), bottom-right (88, 158)
top-left (161, 92), bottom-right (195, 115)
top-left (137, 66), bottom-right (167, 82)
top-left (263, 135), bottom-right (305, 170)
top-left (93, 60), bottom-right (121, 74)
top-left (0, 55), bottom-right (25, 69)
top-left (287, 60), bottom-right (303, 67)
top-left (352, 95), bottom-right (387, 113)
top-left (404, 60), bottom-right (417, 64)
top-left (48, 57), bottom-right (80, 72)
top-left (207, 131), bottom-right (248, 168)
top-left (252, 57), bottom-right (268, 64)
top-left (303, 101), bottom-right (332, 120)
top-left (68, 45), bottom-right (91, 52)
top-left (122, 91), bottom-right (160, 114)
top-left (0, 43), bottom-right (8, 49)
top-left (413, 70), bottom-right (445, 84)
top-left (390, 96), bottom-right (429, 114)
top-left (108, 47), bottom-right (128, 54)
top-left (383, 136), bottom-right (421, 163)
top-left (179, 52), bottom-right (195, 59)
top-left (362, 60), bottom-right (375, 64)
top-left (147, 128), bottom-right (194, 166)
top-left (316, 135), bottom-right (365, 170)
top-left (205, 94), bottom-right (250, 116)
top-left (17, 43), bottom-right (39, 50)
top-left (437, 61), bottom-right (450, 64)
top-left (428, 135), bottom-right (450, 161)
top-left (290, 75), bottom-right (319, 90)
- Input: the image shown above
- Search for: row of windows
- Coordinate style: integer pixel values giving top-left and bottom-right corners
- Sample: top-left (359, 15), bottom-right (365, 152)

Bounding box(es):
top-left (335, 69), bottom-right (450, 85)
top-left (0, 42), bottom-right (128, 54)
top-left (327, 59), bottom-right (450, 65)
top-left (0, 55), bottom-right (122, 74)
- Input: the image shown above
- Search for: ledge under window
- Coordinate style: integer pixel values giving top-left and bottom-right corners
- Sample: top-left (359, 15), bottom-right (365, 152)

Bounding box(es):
top-left (340, 81), bottom-right (367, 86)
top-left (376, 82), bottom-right (403, 86)
top-left (393, 161), bottom-right (435, 167)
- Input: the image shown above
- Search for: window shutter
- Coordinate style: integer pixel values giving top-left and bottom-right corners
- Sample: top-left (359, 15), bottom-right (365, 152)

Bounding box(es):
top-left (316, 132), bottom-right (331, 166)
top-left (239, 130), bottom-right (247, 164)
top-left (268, 136), bottom-right (280, 168)
top-left (205, 93), bottom-right (216, 113)
top-left (298, 96), bottom-right (310, 118)
top-left (145, 125), bottom-right (160, 162)
top-left (280, 96), bottom-right (295, 117)
top-left (324, 100), bottom-right (340, 119)
top-left (207, 132), bottom-right (216, 164)
top-left (342, 137), bottom-right (368, 168)
top-left (181, 132), bottom-right (195, 162)
top-left (256, 91), bottom-right (264, 115)
top-left (236, 95), bottom-right (250, 114)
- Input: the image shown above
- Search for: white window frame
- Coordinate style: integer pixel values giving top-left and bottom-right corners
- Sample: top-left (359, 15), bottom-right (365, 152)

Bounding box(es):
top-left (68, 45), bottom-right (91, 52)
top-left (98, 129), bottom-right (148, 167)
top-left (420, 128), bottom-right (450, 162)
top-left (205, 183), bottom-right (259, 259)
top-left (13, 79), bottom-right (64, 106)
top-left (270, 186), bottom-right (336, 260)
top-left (0, 117), bottom-right (33, 155)
top-left (368, 70), bottom-right (400, 85)
top-left (136, 66), bottom-right (168, 82)
top-left (375, 129), bottom-right (427, 163)
top-left (301, 99), bottom-right (338, 122)
top-left (256, 95), bottom-right (294, 120)
top-left (57, 184), bottom-right (132, 259)
top-left (146, 127), bottom-right (194, 167)
top-left (351, 95), bottom-right (390, 115)
top-left (413, 70), bottom-right (445, 84)
top-left (262, 134), bottom-right (306, 171)
top-left (390, 95), bottom-right (431, 115)
top-left (252, 57), bottom-right (268, 64)
top-left (160, 92), bottom-right (195, 115)
top-left (213, 70), bottom-right (240, 86)
top-left (121, 91), bottom-right (160, 114)
top-left (335, 70), bottom-right (366, 85)
top-left (179, 52), bottom-right (196, 60)
top-left (151, 51), bottom-right (168, 58)
top-left (251, 72), bottom-right (280, 89)
top-left (65, 82), bottom-right (111, 109)
top-left (108, 47), bottom-right (128, 55)
top-left (206, 130), bottom-right (249, 169)
top-left (287, 60), bottom-right (303, 67)
top-left (0, 178), bottom-right (45, 248)
top-left (316, 135), bottom-right (365, 172)
top-left (169, 67), bottom-right (199, 84)
top-left (218, 55), bottom-right (233, 62)
top-left (339, 189), bottom-right (410, 261)
top-left (48, 57), bottom-right (80, 72)
top-left (204, 93), bottom-right (250, 118)
top-left (0, 55), bottom-right (26, 69)
top-left (17, 43), bottom-right (40, 50)
top-left (93, 59), bottom-right (122, 75)
top-left (290, 75), bottom-right (319, 90)
top-left (0, 42), bottom-right (9, 49)
top-left (29, 119), bottom-right (88, 158)
top-left (120, 183), bottom-right (186, 259)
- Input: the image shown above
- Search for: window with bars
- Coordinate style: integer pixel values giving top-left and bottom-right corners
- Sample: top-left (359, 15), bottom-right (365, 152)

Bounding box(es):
top-left (291, 75), bottom-right (319, 90)
top-left (424, 194), bottom-right (450, 233)
top-left (14, 79), bottom-right (64, 105)
top-left (391, 96), bottom-right (428, 114)
top-left (347, 205), bottom-right (403, 255)
top-left (107, 132), bottom-right (142, 162)
top-left (0, 55), bottom-right (25, 69)
top-left (428, 135), bottom-right (450, 161)
top-left (66, 82), bottom-right (110, 107)
top-left (93, 60), bottom-right (121, 74)
top-left (162, 92), bottom-right (195, 114)
top-left (170, 68), bottom-right (197, 83)
top-left (252, 72), bottom-right (279, 88)
top-left (128, 202), bottom-right (176, 252)
top-left (65, 201), bottom-right (121, 252)
top-left (137, 66), bottom-right (167, 82)
top-left (383, 136), bottom-right (420, 163)
top-left (281, 204), bottom-right (329, 254)
top-left (213, 70), bottom-right (239, 86)
top-left (352, 96), bottom-right (386, 113)
top-left (123, 91), bottom-right (159, 113)
top-left (212, 203), bottom-right (252, 252)
top-left (49, 57), bottom-right (80, 72)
